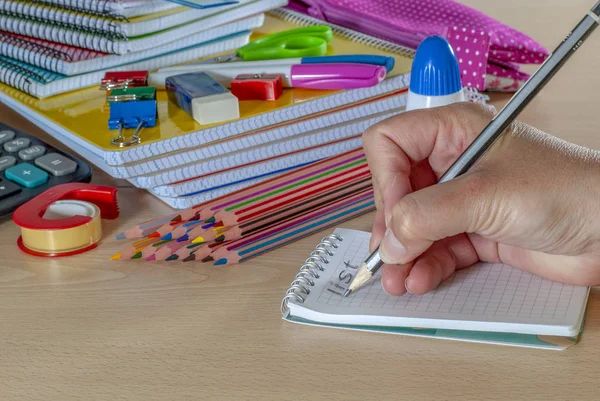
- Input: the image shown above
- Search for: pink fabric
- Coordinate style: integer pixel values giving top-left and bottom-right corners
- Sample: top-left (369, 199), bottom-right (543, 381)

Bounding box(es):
top-left (288, 0), bottom-right (549, 91)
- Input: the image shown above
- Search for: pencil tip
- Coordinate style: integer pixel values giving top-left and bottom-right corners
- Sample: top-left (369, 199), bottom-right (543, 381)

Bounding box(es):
top-left (192, 236), bottom-right (205, 244)
top-left (115, 233), bottom-right (125, 240)
top-left (201, 256), bottom-right (214, 263)
top-left (177, 235), bottom-right (189, 242)
top-left (132, 252), bottom-right (142, 259)
top-left (206, 216), bottom-right (215, 223)
top-left (145, 255), bottom-right (157, 261)
top-left (171, 215), bottom-right (182, 222)
top-left (148, 232), bottom-right (160, 238)
top-left (183, 255), bottom-right (196, 262)
top-left (160, 234), bottom-right (172, 241)
top-left (110, 253), bottom-right (121, 260)
top-left (166, 254), bottom-right (179, 261)
top-left (214, 258), bottom-right (227, 266)
top-left (343, 289), bottom-right (352, 297)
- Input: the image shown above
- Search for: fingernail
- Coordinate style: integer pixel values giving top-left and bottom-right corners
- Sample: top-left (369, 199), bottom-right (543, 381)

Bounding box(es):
top-left (380, 228), bottom-right (407, 264)
top-left (404, 276), bottom-right (413, 294)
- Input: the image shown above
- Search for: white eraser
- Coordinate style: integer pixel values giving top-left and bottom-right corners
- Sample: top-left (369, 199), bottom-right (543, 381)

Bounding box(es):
top-left (165, 72), bottom-right (240, 125)
top-left (191, 91), bottom-right (240, 125)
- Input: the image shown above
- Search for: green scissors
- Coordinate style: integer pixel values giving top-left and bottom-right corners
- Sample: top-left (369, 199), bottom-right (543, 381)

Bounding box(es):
top-left (195, 26), bottom-right (334, 64)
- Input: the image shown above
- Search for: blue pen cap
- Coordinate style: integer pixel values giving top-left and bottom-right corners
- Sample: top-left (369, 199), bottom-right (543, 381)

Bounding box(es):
top-left (409, 35), bottom-right (462, 96)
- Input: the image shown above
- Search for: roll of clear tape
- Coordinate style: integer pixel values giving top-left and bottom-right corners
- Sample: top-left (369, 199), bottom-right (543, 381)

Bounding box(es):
top-left (18, 200), bottom-right (102, 255)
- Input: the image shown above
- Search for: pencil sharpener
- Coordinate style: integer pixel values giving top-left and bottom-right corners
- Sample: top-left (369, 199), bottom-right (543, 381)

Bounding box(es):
top-left (230, 74), bottom-right (283, 101)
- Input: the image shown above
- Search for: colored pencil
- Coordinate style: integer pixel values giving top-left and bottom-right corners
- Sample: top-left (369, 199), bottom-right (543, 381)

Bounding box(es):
top-left (214, 164), bottom-right (370, 226)
top-left (210, 191), bottom-right (374, 260)
top-left (212, 197), bottom-right (376, 265)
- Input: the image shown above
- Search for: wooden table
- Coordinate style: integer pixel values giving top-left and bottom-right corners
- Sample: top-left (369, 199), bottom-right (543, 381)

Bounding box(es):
top-left (1, 1), bottom-right (599, 400)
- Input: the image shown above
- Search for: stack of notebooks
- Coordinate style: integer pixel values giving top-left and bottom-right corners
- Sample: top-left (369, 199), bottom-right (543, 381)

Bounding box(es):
top-left (0, 0), bottom-right (286, 97)
top-left (0, 6), bottom-right (427, 209)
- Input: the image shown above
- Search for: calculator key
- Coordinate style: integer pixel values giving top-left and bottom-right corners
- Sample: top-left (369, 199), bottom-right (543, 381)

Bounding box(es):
top-left (35, 153), bottom-right (77, 176)
top-left (18, 145), bottom-right (46, 161)
top-left (0, 179), bottom-right (21, 200)
top-left (0, 156), bottom-right (16, 171)
top-left (4, 138), bottom-right (31, 152)
top-left (5, 163), bottom-right (49, 188)
top-left (0, 130), bottom-right (15, 145)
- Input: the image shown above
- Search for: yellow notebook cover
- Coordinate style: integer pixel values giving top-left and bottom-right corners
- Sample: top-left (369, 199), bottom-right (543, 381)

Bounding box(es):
top-left (0, 8), bottom-right (414, 165)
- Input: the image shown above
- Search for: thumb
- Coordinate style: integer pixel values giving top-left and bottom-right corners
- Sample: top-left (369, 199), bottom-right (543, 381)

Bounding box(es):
top-left (379, 174), bottom-right (491, 265)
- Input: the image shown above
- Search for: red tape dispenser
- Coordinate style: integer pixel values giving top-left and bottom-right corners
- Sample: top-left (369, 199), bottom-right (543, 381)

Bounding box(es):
top-left (12, 183), bottom-right (119, 257)
top-left (230, 73), bottom-right (283, 101)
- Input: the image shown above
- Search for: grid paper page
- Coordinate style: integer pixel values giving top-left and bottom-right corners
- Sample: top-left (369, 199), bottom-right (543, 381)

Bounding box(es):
top-left (292, 229), bottom-right (589, 334)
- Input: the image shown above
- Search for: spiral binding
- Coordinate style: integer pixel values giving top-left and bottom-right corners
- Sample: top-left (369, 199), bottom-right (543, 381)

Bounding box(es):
top-left (0, 14), bottom-right (123, 54)
top-left (0, 32), bottom-right (73, 72)
top-left (0, 56), bottom-right (50, 94)
top-left (280, 233), bottom-right (343, 316)
top-left (28, 0), bottom-right (117, 15)
top-left (0, 2), bottom-right (128, 39)
top-left (270, 8), bottom-right (416, 59)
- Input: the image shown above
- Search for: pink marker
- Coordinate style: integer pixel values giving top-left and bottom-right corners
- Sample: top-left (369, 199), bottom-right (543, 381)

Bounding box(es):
top-left (149, 63), bottom-right (387, 90)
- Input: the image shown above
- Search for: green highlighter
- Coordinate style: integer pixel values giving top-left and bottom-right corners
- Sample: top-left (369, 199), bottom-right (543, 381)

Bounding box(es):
top-left (107, 86), bottom-right (156, 102)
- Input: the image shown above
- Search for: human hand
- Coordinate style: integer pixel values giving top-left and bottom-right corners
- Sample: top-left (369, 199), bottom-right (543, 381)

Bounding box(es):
top-left (362, 102), bottom-right (600, 296)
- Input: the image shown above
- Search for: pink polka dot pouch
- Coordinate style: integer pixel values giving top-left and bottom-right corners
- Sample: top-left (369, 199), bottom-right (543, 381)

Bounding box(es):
top-left (287, 0), bottom-right (549, 92)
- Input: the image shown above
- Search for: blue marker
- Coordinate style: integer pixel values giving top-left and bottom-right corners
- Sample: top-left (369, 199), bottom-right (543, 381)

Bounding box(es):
top-left (406, 35), bottom-right (465, 111)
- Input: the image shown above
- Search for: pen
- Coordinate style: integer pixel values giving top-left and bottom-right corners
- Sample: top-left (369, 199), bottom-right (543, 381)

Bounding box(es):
top-left (156, 54), bottom-right (395, 74)
top-left (344, 0), bottom-right (600, 297)
top-left (149, 62), bottom-right (387, 90)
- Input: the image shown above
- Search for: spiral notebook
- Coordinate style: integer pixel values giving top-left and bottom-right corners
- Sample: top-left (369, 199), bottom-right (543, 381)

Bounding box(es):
top-left (25, 0), bottom-right (179, 18)
top-left (282, 228), bottom-right (591, 350)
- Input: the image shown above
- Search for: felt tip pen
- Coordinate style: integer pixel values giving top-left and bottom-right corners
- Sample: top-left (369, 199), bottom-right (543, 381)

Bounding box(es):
top-left (161, 54), bottom-right (395, 74)
top-left (148, 63), bottom-right (387, 91)
top-left (345, 1), bottom-right (600, 297)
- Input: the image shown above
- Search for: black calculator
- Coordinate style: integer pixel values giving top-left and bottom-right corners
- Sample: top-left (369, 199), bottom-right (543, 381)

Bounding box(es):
top-left (0, 122), bottom-right (92, 218)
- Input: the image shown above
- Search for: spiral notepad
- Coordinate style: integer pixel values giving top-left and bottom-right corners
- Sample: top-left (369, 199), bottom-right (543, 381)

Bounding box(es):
top-left (281, 228), bottom-right (590, 350)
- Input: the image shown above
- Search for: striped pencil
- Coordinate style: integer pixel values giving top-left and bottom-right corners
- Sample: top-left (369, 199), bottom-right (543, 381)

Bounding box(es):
top-left (214, 164), bottom-right (370, 226)
top-left (211, 197), bottom-right (376, 265)
top-left (174, 148), bottom-right (366, 222)
top-left (210, 191), bottom-right (374, 260)
top-left (189, 179), bottom-right (373, 244)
